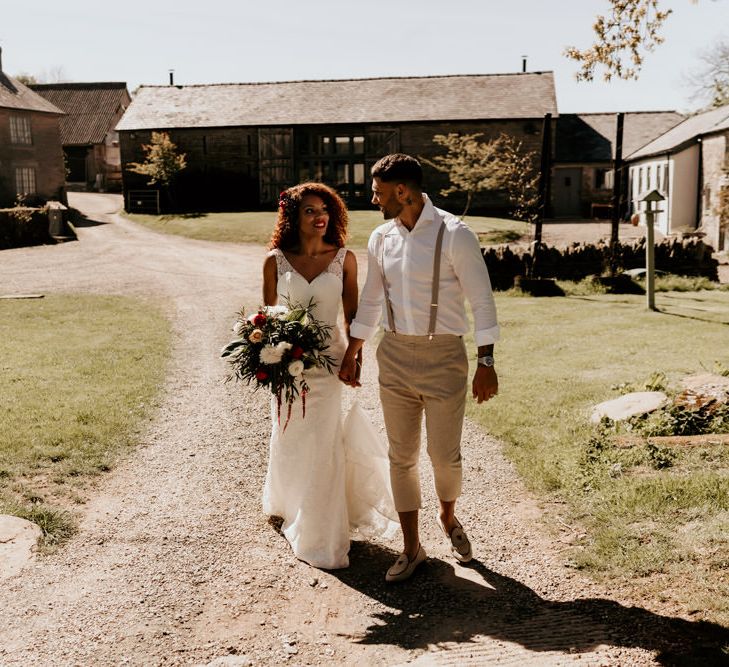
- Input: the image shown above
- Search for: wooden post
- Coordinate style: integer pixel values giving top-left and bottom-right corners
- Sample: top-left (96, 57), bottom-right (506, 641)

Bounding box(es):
top-left (640, 189), bottom-right (664, 311)
top-left (532, 113), bottom-right (552, 277)
top-left (610, 112), bottom-right (624, 275)
top-left (645, 206), bottom-right (656, 310)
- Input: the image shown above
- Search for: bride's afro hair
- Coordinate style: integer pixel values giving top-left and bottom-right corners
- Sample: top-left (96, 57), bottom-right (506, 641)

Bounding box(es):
top-left (269, 182), bottom-right (348, 250)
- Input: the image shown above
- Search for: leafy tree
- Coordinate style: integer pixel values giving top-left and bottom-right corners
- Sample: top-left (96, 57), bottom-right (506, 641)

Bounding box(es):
top-left (685, 38), bottom-right (729, 107)
top-left (421, 133), bottom-right (539, 222)
top-left (14, 73), bottom-right (39, 85)
top-left (565, 0), bottom-right (705, 81)
top-left (127, 132), bottom-right (187, 207)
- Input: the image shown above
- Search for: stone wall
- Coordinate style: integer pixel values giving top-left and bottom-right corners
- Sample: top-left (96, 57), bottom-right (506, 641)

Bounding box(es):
top-left (483, 237), bottom-right (719, 290)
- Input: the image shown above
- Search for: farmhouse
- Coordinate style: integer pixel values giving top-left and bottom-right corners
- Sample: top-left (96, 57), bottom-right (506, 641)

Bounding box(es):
top-left (0, 49), bottom-right (65, 208)
top-left (30, 82), bottom-right (131, 192)
top-left (116, 72), bottom-right (557, 213)
top-left (553, 111), bottom-right (683, 219)
top-left (626, 104), bottom-right (729, 251)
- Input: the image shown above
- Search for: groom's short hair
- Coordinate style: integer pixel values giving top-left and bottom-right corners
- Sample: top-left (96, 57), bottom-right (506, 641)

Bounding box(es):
top-left (371, 154), bottom-right (423, 189)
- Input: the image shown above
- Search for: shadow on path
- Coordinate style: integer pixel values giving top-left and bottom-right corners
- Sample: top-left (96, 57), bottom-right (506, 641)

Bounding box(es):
top-left (69, 208), bottom-right (107, 228)
top-left (332, 542), bottom-right (729, 666)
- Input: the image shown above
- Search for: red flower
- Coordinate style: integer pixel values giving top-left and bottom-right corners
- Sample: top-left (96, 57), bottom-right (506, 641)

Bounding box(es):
top-left (252, 313), bottom-right (267, 327)
top-left (291, 346), bottom-right (304, 360)
top-left (255, 368), bottom-right (269, 381)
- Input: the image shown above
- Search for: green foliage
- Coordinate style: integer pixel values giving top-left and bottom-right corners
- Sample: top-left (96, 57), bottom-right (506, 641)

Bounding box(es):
top-left (421, 132), bottom-right (539, 219)
top-left (127, 131), bottom-right (187, 188)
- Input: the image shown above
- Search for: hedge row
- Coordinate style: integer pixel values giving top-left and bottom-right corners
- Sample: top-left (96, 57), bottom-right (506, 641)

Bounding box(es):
top-left (483, 237), bottom-right (719, 291)
top-left (0, 208), bottom-right (53, 250)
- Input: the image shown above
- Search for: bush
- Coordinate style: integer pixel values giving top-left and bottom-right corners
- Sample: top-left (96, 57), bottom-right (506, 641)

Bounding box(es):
top-left (0, 207), bottom-right (53, 249)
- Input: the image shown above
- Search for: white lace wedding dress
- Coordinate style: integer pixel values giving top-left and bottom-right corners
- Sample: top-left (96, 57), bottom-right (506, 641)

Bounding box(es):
top-left (262, 248), bottom-right (398, 569)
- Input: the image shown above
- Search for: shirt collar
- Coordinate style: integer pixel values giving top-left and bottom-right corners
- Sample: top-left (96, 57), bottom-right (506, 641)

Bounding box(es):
top-left (393, 193), bottom-right (435, 232)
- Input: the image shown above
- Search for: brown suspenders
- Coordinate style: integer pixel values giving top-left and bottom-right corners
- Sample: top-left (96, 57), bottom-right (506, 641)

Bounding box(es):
top-left (380, 216), bottom-right (446, 339)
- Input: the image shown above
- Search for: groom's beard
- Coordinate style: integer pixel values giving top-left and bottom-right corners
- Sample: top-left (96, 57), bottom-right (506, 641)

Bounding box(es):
top-left (379, 200), bottom-right (403, 220)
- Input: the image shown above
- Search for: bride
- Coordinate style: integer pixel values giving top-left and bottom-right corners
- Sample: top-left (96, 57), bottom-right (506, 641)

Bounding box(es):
top-left (261, 182), bottom-right (396, 569)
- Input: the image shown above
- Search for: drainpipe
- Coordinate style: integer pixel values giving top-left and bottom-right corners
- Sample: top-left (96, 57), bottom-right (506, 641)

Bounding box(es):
top-left (695, 137), bottom-right (703, 231)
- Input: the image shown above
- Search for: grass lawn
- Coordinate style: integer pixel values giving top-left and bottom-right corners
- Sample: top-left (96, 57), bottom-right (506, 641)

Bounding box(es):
top-left (123, 209), bottom-right (528, 249)
top-left (0, 295), bottom-right (170, 547)
top-left (465, 290), bottom-right (729, 625)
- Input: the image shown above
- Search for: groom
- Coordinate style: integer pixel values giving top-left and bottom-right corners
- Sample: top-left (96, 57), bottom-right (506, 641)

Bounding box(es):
top-left (339, 153), bottom-right (499, 582)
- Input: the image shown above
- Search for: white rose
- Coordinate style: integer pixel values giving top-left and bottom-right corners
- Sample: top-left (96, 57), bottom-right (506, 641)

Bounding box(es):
top-left (288, 360), bottom-right (305, 377)
top-left (260, 345), bottom-right (283, 364)
top-left (249, 329), bottom-right (263, 343)
top-left (275, 341), bottom-right (292, 354)
top-left (265, 305), bottom-right (288, 317)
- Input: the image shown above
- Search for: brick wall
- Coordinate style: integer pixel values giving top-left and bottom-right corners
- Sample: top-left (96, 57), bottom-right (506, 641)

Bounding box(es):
top-left (0, 109), bottom-right (65, 207)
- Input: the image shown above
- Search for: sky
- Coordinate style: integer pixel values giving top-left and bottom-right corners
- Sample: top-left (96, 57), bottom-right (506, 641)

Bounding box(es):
top-left (1, 0), bottom-right (728, 114)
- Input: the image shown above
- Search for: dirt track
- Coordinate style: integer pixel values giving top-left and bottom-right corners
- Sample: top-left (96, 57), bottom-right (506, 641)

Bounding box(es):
top-left (0, 194), bottom-right (726, 666)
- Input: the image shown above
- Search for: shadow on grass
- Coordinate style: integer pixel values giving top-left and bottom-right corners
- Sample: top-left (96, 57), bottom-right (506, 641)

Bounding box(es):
top-left (332, 541), bottom-right (729, 665)
top-left (158, 212), bottom-right (206, 221)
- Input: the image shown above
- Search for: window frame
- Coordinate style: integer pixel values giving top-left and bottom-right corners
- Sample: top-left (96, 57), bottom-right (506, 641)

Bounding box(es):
top-left (10, 115), bottom-right (33, 145)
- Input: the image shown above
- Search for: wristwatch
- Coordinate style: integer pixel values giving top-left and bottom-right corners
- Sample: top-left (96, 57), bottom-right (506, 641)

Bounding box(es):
top-left (477, 355), bottom-right (495, 367)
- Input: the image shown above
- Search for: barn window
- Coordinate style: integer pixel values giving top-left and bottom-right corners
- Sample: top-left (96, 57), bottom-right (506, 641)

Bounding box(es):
top-left (15, 167), bottom-right (36, 194)
top-left (10, 115), bottom-right (32, 144)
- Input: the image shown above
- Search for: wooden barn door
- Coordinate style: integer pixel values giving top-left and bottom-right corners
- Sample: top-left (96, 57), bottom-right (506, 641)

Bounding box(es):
top-left (258, 128), bottom-right (294, 205)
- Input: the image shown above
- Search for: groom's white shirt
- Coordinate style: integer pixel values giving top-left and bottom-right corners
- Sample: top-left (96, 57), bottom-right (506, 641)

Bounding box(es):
top-left (350, 194), bottom-right (500, 347)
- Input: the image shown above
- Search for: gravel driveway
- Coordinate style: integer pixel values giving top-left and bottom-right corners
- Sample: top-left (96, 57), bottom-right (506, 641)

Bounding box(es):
top-left (0, 194), bottom-right (723, 666)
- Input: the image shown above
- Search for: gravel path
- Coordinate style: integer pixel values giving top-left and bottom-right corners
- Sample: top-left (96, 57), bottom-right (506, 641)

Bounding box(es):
top-left (0, 194), bottom-right (725, 666)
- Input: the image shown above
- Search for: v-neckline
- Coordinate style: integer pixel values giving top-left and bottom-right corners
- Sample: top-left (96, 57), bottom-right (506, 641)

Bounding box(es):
top-left (280, 249), bottom-right (340, 285)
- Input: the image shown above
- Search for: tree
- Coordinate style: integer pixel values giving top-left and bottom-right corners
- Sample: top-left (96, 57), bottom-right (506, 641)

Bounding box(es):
top-left (14, 73), bottom-right (39, 85)
top-left (685, 38), bottom-right (729, 107)
top-left (421, 133), bottom-right (539, 221)
top-left (13, 66), bottom-right (68, 85)
top-left (565, 0), bottom-right (675, 81)
top-left (127, 132), bottom-right (187, 207)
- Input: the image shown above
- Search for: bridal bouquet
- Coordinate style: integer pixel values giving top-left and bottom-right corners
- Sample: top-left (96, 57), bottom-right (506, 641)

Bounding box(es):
top-left (221, 299), bottom-right (336, 428)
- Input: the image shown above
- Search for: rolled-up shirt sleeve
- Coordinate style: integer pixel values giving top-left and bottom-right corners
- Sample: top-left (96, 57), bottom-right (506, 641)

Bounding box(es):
top-left (451, 224), bottom-right (500, 346)
top-left (349, 230), bottom-right (385, 341)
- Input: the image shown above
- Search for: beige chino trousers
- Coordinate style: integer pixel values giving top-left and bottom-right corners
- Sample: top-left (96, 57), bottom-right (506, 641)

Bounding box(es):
top-left (376, 332), bottom-right (468, 512)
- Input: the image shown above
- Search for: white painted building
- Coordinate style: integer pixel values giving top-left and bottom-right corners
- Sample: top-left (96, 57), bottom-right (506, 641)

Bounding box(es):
top-left (626, 105), bottom-right (729, 250)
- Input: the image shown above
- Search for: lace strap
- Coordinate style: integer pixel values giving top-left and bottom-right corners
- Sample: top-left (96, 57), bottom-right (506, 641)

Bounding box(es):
top-left (273, 248), bottom-right (294, 277)
top-left (328, 247), bottom-right (347, 279)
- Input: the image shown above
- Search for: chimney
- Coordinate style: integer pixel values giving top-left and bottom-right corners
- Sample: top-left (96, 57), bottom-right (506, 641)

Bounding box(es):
top-left (169, 69), bottom-right (174, 85)
top-left (522, 55), bottom-right (527, 73)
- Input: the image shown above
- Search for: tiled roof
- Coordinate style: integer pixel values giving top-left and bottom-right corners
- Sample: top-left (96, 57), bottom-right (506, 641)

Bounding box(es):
top-left (556, 111), bottom-right (684, 163)
top-left (116, 72), bottom-right (558, 131)
top-left (0, 72), bottom-right (64, 114)
top-left (628, 104), bottom-right (729, 159)
top-left (30, 83), bottom-right (130, 145)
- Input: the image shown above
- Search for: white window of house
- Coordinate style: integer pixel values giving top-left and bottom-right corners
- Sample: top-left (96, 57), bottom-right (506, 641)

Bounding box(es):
top-left (646, 165), bottom-right (652, 190)
top-left (595, 168), bottom-right (614, 189)
top-left (15, 167), bottom-right (37, 195)
top-left (10, 115), bottom-right (32, 144)
top-left (638, 167), bottom-right (644, 193)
